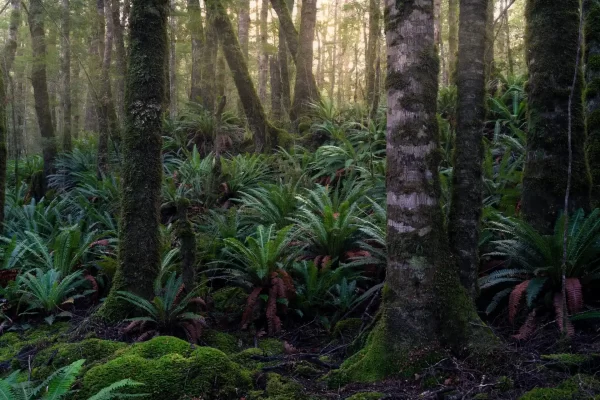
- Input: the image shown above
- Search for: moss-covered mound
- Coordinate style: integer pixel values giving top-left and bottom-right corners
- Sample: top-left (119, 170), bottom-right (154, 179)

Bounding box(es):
top-left (120, 335), bottom-right (192, 359)
top-left (250, 373), bottom-right (306, 400)
top-left (519, 374), bottom-right (600, 399)
top-left (77, 337), bottom-right (252, 400)
top-left (345, 393), bottom-right (386, 400)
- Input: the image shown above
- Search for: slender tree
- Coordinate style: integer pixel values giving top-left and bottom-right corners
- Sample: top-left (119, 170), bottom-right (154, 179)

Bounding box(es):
top-left (169, 0), bottom-right (177, 116)
top-left (278, 0), bottom-right (293, 114)
top-left (522, 0), bottom-right (590, 233)
top-left (289, 0), bottom-right (319, 124)
top-left (0, 64), bottom-right (6, 231)
top-left (99, 0), bottom-right (168, 321)
top-left (207, 0), bottom-right (279, 151)
top-left (365, 0), bottom-right (380, 107)
top-left (448, 0), bottom-right (459, 83)
top-left (585, 0), bottom-right (600, 206)
top-left (113, 0), bottom-right (128, 125)
top-left (449, 0), bottom-right (489, 298)
top-left (188, 0), bottom-right (204, 102)
top-left (28, 0), bottom-right (58, 194)
top-left (61, 0), bottom-right (73, 152)
top-left (202, 8), bottom-right (218, 112)
top-left (332, 0), bottom-right (496, 383)
top-left (258, 0), bottom-right (269, 104)
top-left (238, 0), bottom-right (250, 58)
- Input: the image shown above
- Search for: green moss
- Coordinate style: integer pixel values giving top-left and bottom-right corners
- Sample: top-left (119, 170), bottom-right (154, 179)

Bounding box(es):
top-left (79, 347), bottom-right (251, 400)
top-left (258, 339), bottom-right (284, 356)
top-left (332, 319), bottom-right (363, 340)
top-left (541, 353), bottom-right (596, 371)
top-left (293, 362), bottom-right (321, 378)
top-left (122, 336), bottom-right (192, 359)
top-left (519, 374), bottom-right (600, 400)
top-left (203, 330), bottom-right (241, 354)
top-left (257, 373), bottom-right (305, 400)
top-left (232, 348), bottom-right (265, 371)
top-left (345, 393), bottom-right (386, 400)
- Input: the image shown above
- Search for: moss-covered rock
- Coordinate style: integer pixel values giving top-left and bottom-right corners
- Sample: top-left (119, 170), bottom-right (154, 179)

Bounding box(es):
top-left (203, 330), bottom-right (241, 354)
top-left (121, 336), bottom-right (192, 359)
top-left (232, 348), bottom-right (265, 371)
top-left (332, 319), bottom-right (362, 340)
top-left (0, 323), bottom-right (70, 370)
top-left (345, 393), bottom-right (386, 400)
top-left (293, 361), bottom-right (321, 378)
top-left (78, 346), bottom-right (251, 400)
top-left (519, 374), bottom-right (600, 399)
top-left (252, 373), bottom-right (305, 400)
top-left (258, 339), bottom-right (284, 356)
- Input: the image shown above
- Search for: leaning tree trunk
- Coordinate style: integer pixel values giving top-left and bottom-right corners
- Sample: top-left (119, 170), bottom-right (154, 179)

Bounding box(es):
top-left (61, 0), bottom-right (72, 152)
top-left (331, 0), bottom-right (496, 384)
top-left (99, 0), bottom-right (167, 321)
top-left (585, 0), bottom-right (600, 207)
top-left (522, 0), bottom-right (590, 233)
top-left (289, 0), bottom-right (319, 124)
top-left (448, 0), bottom-right (459, 84)
top-left (449, 0), bottom-right (489, 299)
top-left (207, 0), bottom-right (279, 152)
top-left (365, 0), bottom-right (380, 107)
top-left (188, 0), bottom-right (204, 102)
top-left (28, 0), bottom-right (57, 194)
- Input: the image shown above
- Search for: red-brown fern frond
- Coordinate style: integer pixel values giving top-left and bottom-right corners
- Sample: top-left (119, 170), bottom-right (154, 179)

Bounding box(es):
top-left (181, 321), bottom-right (203, 344)
top-left (188, 297), bottom-right (207, 309)
top-left (565, 278), bottom-right (583, 314)
top-left (509, 280), bottom-right (530, 323)
top-left (136, 330), bottom-right (159, 342)
top-left (553, 293), bottom-right (575, 337)
top-left (314, 255), bottom-right (324, 268)
top-left (276, 269), bottom-right (295, 299)
top-left (512, 310), bottom-right (537, 340)
top-left (173, 283), bottom-right (186, 306)
top-left (266, 279), bottom-right (282, 335)
top-left (241, 287), bottom-right (263, 330)
top-left (84, 273), bottom-right (99, 303)
top-left (0, 269), bottom-right (18, 287)
top-left (123, 320), bottom-right (143, 334)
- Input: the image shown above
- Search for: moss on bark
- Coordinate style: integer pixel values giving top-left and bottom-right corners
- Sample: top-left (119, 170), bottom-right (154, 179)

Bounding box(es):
top-left (585, 0), bottom-right (600, 207)
top-left (522, 0), bottom-right (591, 233)
top-left (98, 0), bottom-right (167, 321)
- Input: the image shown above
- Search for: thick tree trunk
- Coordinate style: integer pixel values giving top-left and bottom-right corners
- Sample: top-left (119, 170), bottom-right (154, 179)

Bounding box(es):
top-left (449, 0), bottom-right (488, 299)
top-left (270, 0), bottom-right (298, 60)
top-left (448, 0), bottom-right (459, 84)
top-left (289, 0), bottom-right (319, 124)
top-left (365, 0), bottom-right (380, 106)
top-left (61, 0), bottom-right (72, 152)
top-left (332, 0), bottom-right (496, 384)
top-left (188, 0), bottom-right (204, 102)
top-left (3, 0), bottom-right (19, 74)
top-left (278, 0), bottom-right (293, 114)
top-left (270, 55), bottom-right (282, 122)
top-left (100, 0), bottom-right (167, 321)
top-left (258, 0), bottom-right (269, 104)
top-left (72, 53), bottom-right (81, 138)
top-left (28, 0), bottom-right (57, 193)
top-left (169, 0), bottom-right (177, 117)
top-left (113, 0), bottom-right (127, 126)
top-left (207, 0), bottom-right (278, 152)
top-left (522, 0), bottom-right (590, 233)
top-left (202, 9), bottom-right (218, 112)
top-left (585, 0), bottom-right (600, 206)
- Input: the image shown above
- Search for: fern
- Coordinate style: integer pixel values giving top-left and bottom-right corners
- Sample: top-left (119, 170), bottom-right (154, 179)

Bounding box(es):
top-left (87, 379), bottom-right (146, 400)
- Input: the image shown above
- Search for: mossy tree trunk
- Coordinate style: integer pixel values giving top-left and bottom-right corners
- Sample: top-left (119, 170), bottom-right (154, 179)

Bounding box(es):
top-left (28, 0), bottom-right (58, 193)
top-left (333, 0), bottom-right (496, 384)
top-left (61, 0), bottom-right (72, 152)
top-left (112, 0), bottom-right (128, 126)
top-left (201, 9), bottom-right (218, 112)
top-left (188, 0), bottom-right (204, 102)
top-left (0, 67), bottom-right (6, 231)
top-left (277, 0), bottom-right (294, 114)
top-left (448, 0), bottom-right (459, 84)
top-left (169, 0), bottom-right (177, 117)
top-left (449, 0), bottom-right (489, 298)
top-left (365, 0), bottom-right (380, 107)
top-left (270, 56), bottom-right (283, 122)
top-left (258, 0), bottom-right (269, 104)
top-left (522, 0), bottom-right (590, 233)
top-left (585, 0), bottom-right (600, 206)
top-left (99, 0), bottom-right (168, 321)
top-left (289, 0), bottom-right (319, 124)
top-left (207, 0), bottom-right (278, 152)
top-left (484, 0), bottom-right (494, 80)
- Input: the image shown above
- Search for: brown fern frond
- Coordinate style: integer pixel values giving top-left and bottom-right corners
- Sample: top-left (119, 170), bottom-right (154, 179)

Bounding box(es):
top-left (136, 330), bottom-right (159, 342)
top-left (512, 310), bottom-right (537, 340)
top-left (241, 287), bottom-right (263, 330)
top-left (553, 293), bottom-right (575, 337)
top-left (188, 297), bottom-right (207, 309)
top-left (0, 269), bottom-right (18, 287)
top-left (276, 269), bottom-right (295, 299)
top-left (173, 283), bottom-right (186, 306)
top-left (565, 278), bottom-right (583, 314)
top-left (509, 280), bottom-right (530, 323)
top-left (314, 255), bottom-right (324, 268)
top-left (180, 321), bottom-right (202, 344)
top-left (266, 280), bottom-right (282, 335)
top-left (84, 273), bottom-right (99, 303)
top-left (123, 320), bottom-right (143, 334)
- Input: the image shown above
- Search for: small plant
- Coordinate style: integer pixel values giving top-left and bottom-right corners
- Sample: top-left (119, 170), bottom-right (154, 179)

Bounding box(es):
top-left (480, 209), bottom-right (600, 338)
top-left (117, 272), bottom-right (207, 343)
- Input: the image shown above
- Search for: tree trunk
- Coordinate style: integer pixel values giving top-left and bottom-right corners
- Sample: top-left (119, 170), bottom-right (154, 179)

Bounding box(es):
top-left (3, 0), bottom-right (19, 74)
top-left (365, 0), bottom-right (380, 106)
top-left (0, 58), bottom-right (6, 230)
top-left (585, 0), bottom-right (600, 207)
top-left (332, 0), bottom-right (496, 384)
top-left (270, 55), bottom-right (282, 122)
top-left (484, 0), bottom-right (494, 80)
top-left (72, 52), bottom-right (81, 138)
top-left (28, 0), bottom-right (58, 193)
top-left (258, 0), bottom-right (269, 104)
top-left (448, 0), bottom-right (459, 84)
top-left (113, 0), bottom-right (127, 126)
top-left (238, 0), bottom-right (250, 58)
top-left (169, 0), bottom-right (177, 117)
top-left (188, 0), bottom-right (204, 102)
top-left (522, 0), bottom-right (590, 233)
top-left (289, 0), bottom-right (319, 124)
top-left (278, 0), bottom-right (293, 114)
top-left (202, 9), bottom-right (218, 112)
top-left (330, 0), bottom-right (337, 99)
top-left (207, 0), bottom-right (278, 152)
top-left (99, 0), bottom-right (168, 321)
top-left (61, 0), bottom-right (72, 152)
top-left (449, 0), bottom-right (488, 299)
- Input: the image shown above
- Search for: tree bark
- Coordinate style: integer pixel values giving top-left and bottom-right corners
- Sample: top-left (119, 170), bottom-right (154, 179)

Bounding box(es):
top-left (330, 0), bottom-right (338, 98)
top-left (201, 8), bottom-right (218, 112)
top-left (100, 0), bottom-right (168, 321)
top-left (188, 0), bottom-right (204, 102)
top-left (0, 53), bottom-right (6, 230)
top-left (484, 0), bottom-right (494, 80)
top-left (61, 0), bottom-right (72, 152)
top-left (258, 0), bottom-right (269, 104)
top-left (113, 0), bottom-right (128, 126)
top-left (238, 0), bottom-right (250, 58)
top-left (207, 0), bottom-right (279, 152)
top-left (332, 0), bottom-right (496, 383)
top-left (585, 0), bottom-right (600, 207)
top-left (448, 0), bottom-right (459, 84)
top-left (522, 0), bottom-right (590, 233)
top-left (28, 0), bottom-right (58, 193)
top-left (365, 0), bottom-right (380, 106)
top-left (289, 0), bottom-right (319, 124)
top-left (270, 55), bottom-right (282, 122)
top-left (3, 0), bottom-right (19, 74)
top-left (278, 0), bottom-right (293, 114)
top-left (449, 0), bottom-right (488, 299)
top-left (169, 0), bottom-right (177, 117)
